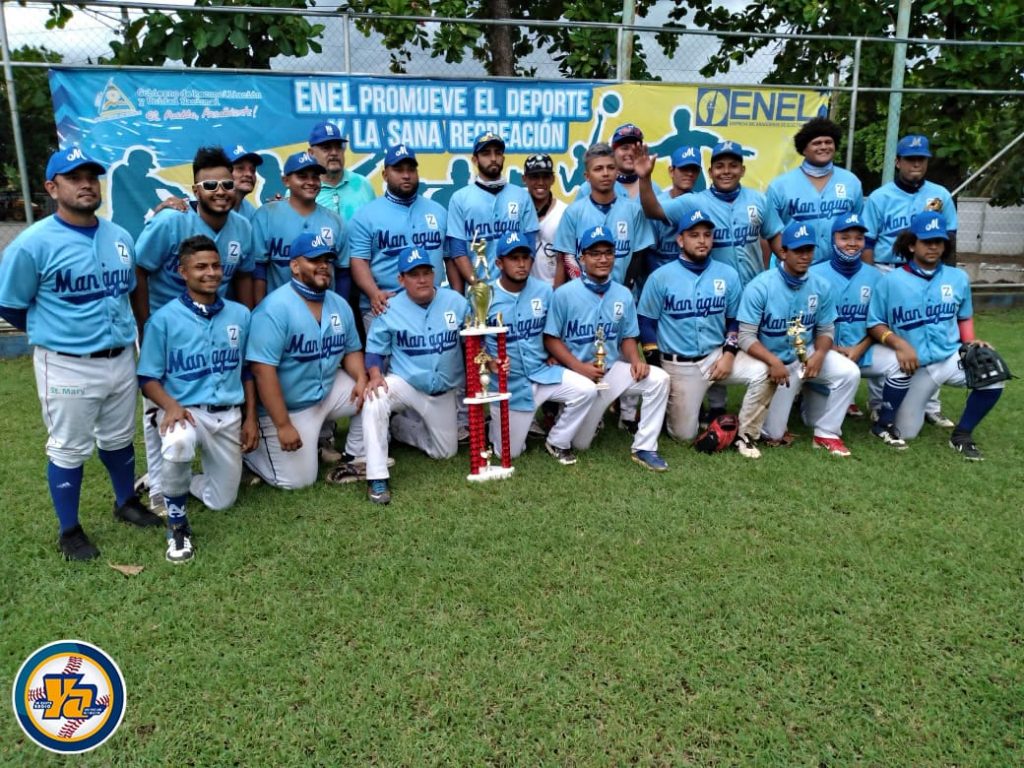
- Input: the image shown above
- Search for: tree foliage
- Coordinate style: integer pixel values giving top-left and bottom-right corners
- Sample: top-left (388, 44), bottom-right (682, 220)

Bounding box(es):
top-left (0, 45), bottom-right (61, 195)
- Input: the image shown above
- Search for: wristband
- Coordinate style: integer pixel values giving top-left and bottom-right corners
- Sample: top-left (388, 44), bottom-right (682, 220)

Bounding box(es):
top-left (880, 330), bottom-right (893, 346)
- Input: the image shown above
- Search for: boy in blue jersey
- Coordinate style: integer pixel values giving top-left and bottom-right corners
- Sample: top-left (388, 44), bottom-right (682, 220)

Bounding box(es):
top-left (137, 236), bottom-right (258, 563)
top-left (574, 123), bottom-right (662, 203)
top-left (245, 232), bottom-right (368, 489)
top-left (739, 221), bottom-right (861, 456)
top-left (0, 148), bottom-right (160, 560)
top-left (522, 153), bottom-right (568, 286)
top-left (544, 226), bottom-right (670, 471)
top-left (635, 145), bottom-right (704, 275)
top-left (446, 132), bottom-right (539, 291)
top-left (486, 231), bottom-right (598, 463)
top-left (349, 144), bottom-right (450, 332)
top-left (362, 248), bottom-right (471, 504)
top-left (553, 142), bottom-right (654, 287)
top-left (307, 120), bottom-right (376, 223)
top-left (638, 202), bottom-right (775, 457)
top-left (867, 211), bottom-right (1003, 459)
top-left (251, 150), bottom-right (346, 303)
top-left (766, 118), bottom-right (863, 264)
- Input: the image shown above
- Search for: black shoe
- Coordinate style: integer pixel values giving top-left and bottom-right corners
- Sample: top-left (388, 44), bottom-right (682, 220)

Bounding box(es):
top-left (58, 525), bottom-right (100, 561)
top-left (113, 496), bottom-right (163, 527)
top-left (949, 434), bottom-right (984, 461)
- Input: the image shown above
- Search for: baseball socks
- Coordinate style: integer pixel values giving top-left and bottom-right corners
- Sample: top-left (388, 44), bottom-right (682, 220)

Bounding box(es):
top-left (950, 388), bottom-right (1002, 461)
top-left (164, 495), bottom-right (194, 563)
top-left (98, 445), bottom-right (137, 507)
top-left (48, 462), bottom-right (99, 561)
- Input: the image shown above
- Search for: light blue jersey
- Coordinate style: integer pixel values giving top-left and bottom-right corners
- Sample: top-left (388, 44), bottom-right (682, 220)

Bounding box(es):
top-left (667, 188), bottom-right (783, 287)
top-left (863, 181), bottom-right (957, 265)
top-left (316, 170), bottom-right (376, 223)
top-left (637, 259), bottom-right (741, 357)
top-left (544, 279), bottom-right (639, 368)
top-left (766, 167), bottom-right (863, 263)
top-left (737, 266), bottom-right (838, 364)
top-left (575, 179), bottom-right (661, 200)
top-left (251, 201), bottom-right (345, 292)
top-left (246, 283), bottom-right (361, 412)
top-left (809, 260), bottom-right (882, 367)
top-left (867, 264), bottom-right (971, 367)
top-left (237, 198), bottom-right (259, 220)
top-left (553, 195), bottom-right (654, 285)
top-left (446, 183), bottom-right (539, 272)
top-left (138, 296), bottom-right (250, 406)
top-left (486, 277), bottom-right (564, 410)
top-left (365, 288), bottom-right (469, 394)
top-left (649, 190), bottom-right (689, 272)
top-left (347, 194), bottom-right (447, 311)
top-left (135, 206), bottom-right (255, 313)
top-left (0, 215), bottom-right (137, 354)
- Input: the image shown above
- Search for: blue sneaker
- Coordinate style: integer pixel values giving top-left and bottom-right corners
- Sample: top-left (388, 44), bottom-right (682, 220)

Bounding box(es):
top-left (631, 450), bottom-right (668, 472)
top-left (368, 479), bottom-right (391, 505)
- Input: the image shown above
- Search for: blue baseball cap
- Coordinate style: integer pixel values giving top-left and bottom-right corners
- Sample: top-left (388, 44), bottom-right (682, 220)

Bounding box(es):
top-left (670, 145), bottom-right (702, 169)
top-left (397, 246), bottom-right (434, 274)
top-left (473, 132), bottom-right (505, 155)
top-left (226, 144), bottom-right (263, 166)
top-left (909, 211), bottom-right (949, 240)
top-left (283, 151), bottom-right (326, 176)
top-left (710, 140), bottom-right (745, 161)
top-left (782, 220), bottom-right (817, 250)
top-left (384, 143), bottom-right (418, 167)
top-left (290, 231), bottom-right (336, 261)
top-left (832, 212), bottom-right (867, 234)
top-left (497, 230), bottom-right (533, 259)
top-left (675, 203), bottom-right (716, 234)
top-left (46, 147), bottom-right (105, 181)
top-left (611, 123), bottom-right (644, 148)
top-left (897, 135), bottom-right (932, 158)
top-left (308, 121), bottom-right (348, 147)
top-left (579, 226), bottom-right (615, 252)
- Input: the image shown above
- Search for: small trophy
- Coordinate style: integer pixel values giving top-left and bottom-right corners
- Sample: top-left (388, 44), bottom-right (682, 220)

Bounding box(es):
top-left (787, 313), bottom-right (809, 378)
top-left (594, 325), bottom-right (609, 390)
top-left (467, 232), bottom-right (491, 329)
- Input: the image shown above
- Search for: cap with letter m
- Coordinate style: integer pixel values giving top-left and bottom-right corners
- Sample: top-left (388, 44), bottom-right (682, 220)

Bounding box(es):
top-left (398, 246), bottom-right (434, 274)
top-left (284, 151), bottom-right (326, 176)
top-left (290, 231), bottom-right (336, 261)
top-left (670, 145), bottom-right (702, 169)
top-left (384, 143), bottom-right (418, 167)
top-left (308, 120), bottom-right (348, 147)
top-left (227, 144), bottom-right (263, 166)
top-left (782, 220), bottom-right (816, 249)
top-left (832, 212), bottom-right (867, 234)
top-left (579, 226), bottom-right (615, 252)
top-left (46, 147), bottom-right (106, 181)
top-left (710, 140), bottom-right (745, 162)
top-left (675, 202), bottom-right (717, 235)
top-left (897, 134), bottom-right (932, 158)
top-left (910, 211), bottom-right (948, 240)
top-left (497, 230), bottom-right (533, 259)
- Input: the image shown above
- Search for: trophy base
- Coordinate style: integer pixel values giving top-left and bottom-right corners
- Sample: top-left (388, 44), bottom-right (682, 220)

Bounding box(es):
top-left (464, 392), bottom-right (511, 405)
top-left (467, 465), bottom-right (515, 483)
top-left (460, 325), bottom-right (509, 337)
top-left (595, 382), bottom-right (609, 390)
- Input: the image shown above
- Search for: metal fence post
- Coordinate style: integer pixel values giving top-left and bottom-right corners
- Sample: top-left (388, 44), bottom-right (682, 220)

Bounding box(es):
top-left (845, 38), bottom-right (861, 170)
top-left (0, 0), bottom-right (34, 225)
top-left (882, 0), bottom-right (912, 184)
top-left (617, 0), bottom-right (636, 81)
top-left (342, 11), bottom-right (352, 74)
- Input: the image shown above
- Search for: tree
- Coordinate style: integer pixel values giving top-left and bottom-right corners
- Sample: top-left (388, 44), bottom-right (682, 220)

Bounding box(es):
top-left (0, 45), bottom-right (61, 196)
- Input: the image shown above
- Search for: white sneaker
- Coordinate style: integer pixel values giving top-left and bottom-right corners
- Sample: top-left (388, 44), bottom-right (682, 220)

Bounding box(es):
top-left (735, 434), bottom-right (761, 459)
top-left (317, 438), bottom-right (343, 464)
top-left (925, 411), bottom-right (955, 429)
top-left (165, 525), bottom-right (194, 564)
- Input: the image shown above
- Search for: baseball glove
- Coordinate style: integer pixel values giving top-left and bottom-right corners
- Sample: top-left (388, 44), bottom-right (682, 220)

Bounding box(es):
top-left (959, 343), bottom-right (1013, 389)
top-left (693, 413), bottom-right (739, 454)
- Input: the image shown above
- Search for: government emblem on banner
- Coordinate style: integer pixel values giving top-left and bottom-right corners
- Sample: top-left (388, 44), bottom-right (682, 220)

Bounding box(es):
top-left (95, 78), bottom-right (140, 122)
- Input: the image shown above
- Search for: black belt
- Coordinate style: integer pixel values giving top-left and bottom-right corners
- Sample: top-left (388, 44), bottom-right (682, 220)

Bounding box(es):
top-left (56, 346), bottom-right (126, 359)
top-left (187, 404), bottom-right (240, 413)
top-left (662, 352), bottom-right (708, 363)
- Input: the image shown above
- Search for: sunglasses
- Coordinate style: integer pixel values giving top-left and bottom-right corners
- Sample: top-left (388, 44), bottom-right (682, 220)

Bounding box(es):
top-left (196, 179), bottom-right (236, 192)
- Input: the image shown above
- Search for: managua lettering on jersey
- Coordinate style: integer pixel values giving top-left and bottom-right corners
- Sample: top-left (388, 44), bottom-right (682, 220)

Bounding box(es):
top-left (285, 332), bottom-right (347, 362)
top-left (376, 229), bottom-right (444, 254)
top-left (784, 198), bottom-right (853, 220)
top-left (461, 219), bottom-right (521, 242)
top-left (891, 301), bottom-right (959, 329)
top-left (54, 267), bottom-right (134, 303)
top-left (564, 320), bottom-right (616, 344)
top-left (662, 293), bottom-right (728, 319)
top-left (761, 311), bottom-right (817, 338)
top-left (395, 328), bottom-right (461, 355)
top-left (505, 315), bottom-right (546, 344)
top-left (836, 298), bottom-right (870, 325)
top-left (166, 347), bottom-right (242, 381)
top-left (712, 222), bottom-right (760, 248)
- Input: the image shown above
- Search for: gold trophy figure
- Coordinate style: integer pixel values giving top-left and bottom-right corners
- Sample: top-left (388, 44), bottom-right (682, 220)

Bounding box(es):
top-left (594, 325), bottom-right (609, 390)
top-left (468, 231), bottom-right (492, 328)
top-left (787, 313), bottom-right (809, 378)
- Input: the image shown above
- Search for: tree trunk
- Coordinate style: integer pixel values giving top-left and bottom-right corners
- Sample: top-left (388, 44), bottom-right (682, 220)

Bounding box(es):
top-left (486, 0), bottom-right (515, 76)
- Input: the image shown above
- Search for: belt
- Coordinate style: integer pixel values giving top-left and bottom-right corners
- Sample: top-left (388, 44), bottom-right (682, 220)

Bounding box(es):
top-left (56, 346), bottom-right (126, 359)
top-left (662, 352), bottom-right (708, 363)
top-left (187, 404), bottom-right (241, 413)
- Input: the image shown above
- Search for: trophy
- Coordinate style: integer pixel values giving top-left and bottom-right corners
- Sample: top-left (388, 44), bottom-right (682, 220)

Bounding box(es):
top-left (787, 313), bottom-right (809, 378)
top-left (460, 233), bottom-right (514, 483)
top-left (593, 325), bottom-right (609, 390)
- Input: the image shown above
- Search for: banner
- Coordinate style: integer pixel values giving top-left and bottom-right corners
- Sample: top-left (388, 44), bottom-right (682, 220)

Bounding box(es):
top-left (49, 68), bottom-right (828, 237)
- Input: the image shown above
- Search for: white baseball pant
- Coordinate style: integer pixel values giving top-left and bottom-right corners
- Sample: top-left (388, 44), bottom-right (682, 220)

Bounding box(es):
top-left (158, 405), bottom-right (243, 511)
top-left (362, 375), bottom-right (458, 480)
top-left (762, 350), bottom-right (861, 440)
top-left (245, 369), bottom-right (366, 490)
top-left (805, 345), bottom-right (898, 423)
top-left (572, 360), bottom-right (669, 452)
top-left (661, 350), bottom-right (776, 441)
top-left (489, 370), bottom-right (598, 458)
top-left (141, 397), bottom-right (164, 499)
top-left (33, 347), bottom-right (137, 468)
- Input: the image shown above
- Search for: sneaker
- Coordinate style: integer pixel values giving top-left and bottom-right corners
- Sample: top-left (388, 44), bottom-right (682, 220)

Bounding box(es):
top-left (761, 431), bottom-right (796, 448)
top-left (813, 436), bottom-right (852, 457)
top-left (58, 525), bottom-right (100, 561)
top-left (133, 472), bottom-right (150, 496)
top-left (735, 434), bottom-right (761, 459)
top-left (325, 462), bottom-right (365, 485)
top-left (148, 491), bottom-right (167, 516)
top-left (847, 403), bottom-right (865, 418)
top-left (165, 524), bottom-right (194, 564)
top-left (949, 434), bottom-right (984, 461)
top-left (631, 449), bottom-right (669, 472)
top-left (528, 419), bottom-right (548, 437)
top-left (368, 479), bottom-right (391, 505)
top-left (457, 426), bottom-right (471, 444)
top-left (926, 411), bottom-right (956, 428)
top-left (113, 496), bottom-right (163, 527)
top-left (869, 407), bottom-right (880, 424)
top-left (317, 437), bottom-right (343, 464)
top-left (871, 422), bottom-right (908, 450)
top-left (339, 454), bottom-right (396, 469)
top-left (545, 441), bottom-right (577, 465)
top-left (618, 418), bottom-right (639, 435)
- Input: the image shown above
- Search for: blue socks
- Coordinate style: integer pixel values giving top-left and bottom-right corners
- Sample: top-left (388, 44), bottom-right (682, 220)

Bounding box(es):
top-left (48, 462), bottom-right (84, 533)
top-left (98, 445), bottom-right (136, 507)
top-left (165, 494), bottom-right (189, 528)
top-left (878, 377), bottom-right (911, 425)
top-left (956, 388), bottom-right (1002, 434)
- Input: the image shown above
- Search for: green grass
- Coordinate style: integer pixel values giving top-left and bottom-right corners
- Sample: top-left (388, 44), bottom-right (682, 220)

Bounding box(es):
top-left (2, 309), bottom-right (1023, 766)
